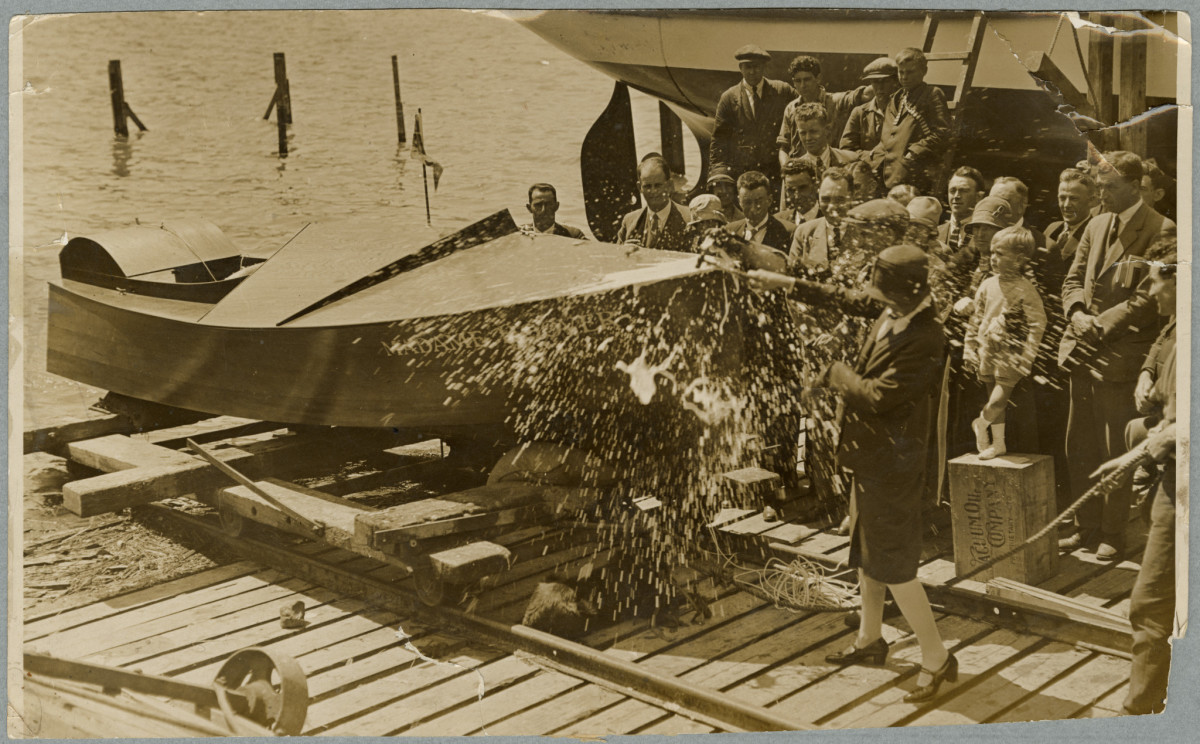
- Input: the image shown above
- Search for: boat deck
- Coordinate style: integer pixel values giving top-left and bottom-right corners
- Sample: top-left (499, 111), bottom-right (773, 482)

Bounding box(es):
top-left (23, 511), bottom-right (1138, 735)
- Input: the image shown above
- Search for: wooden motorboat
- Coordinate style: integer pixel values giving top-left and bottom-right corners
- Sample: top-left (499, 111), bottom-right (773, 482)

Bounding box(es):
top-left (47, 210), bottom-right (750, 434)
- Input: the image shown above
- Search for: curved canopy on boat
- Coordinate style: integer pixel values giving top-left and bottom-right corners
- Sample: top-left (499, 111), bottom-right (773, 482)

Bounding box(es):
top-left (60, 219), bottom-right (241, 279)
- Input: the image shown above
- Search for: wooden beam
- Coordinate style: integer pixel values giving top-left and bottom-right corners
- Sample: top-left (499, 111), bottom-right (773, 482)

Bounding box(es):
top-left (63, 449), bottom-right (256, 517)
top-left (428, 541), bottom-right (512, 584)
top-left (24, 413), bottom-right (132, 456)
top-left (1086, 12), bottom-right (1120, 150)
top-left (1116, 14), bottom-right (1149, 155)
top-left (61, 429), bottom-right (415, 517)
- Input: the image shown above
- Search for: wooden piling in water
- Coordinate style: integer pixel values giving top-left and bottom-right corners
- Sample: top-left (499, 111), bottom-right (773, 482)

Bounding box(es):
top-left (392, 55), bottom-right (406, 144)
top-left (264, 52), bottom-right (293, 157)
top-left (108, 61), bottom-right (128, 138)
top-left (108, 61), bottom-right (147, 138)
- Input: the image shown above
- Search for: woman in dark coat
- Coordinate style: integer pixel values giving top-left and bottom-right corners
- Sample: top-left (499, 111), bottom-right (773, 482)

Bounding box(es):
top-left (749, 244), bottom-right (957, 703)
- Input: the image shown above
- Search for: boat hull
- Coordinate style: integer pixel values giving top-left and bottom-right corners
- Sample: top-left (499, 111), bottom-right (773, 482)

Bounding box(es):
top-left (47, 268), bottom-right (746, 433)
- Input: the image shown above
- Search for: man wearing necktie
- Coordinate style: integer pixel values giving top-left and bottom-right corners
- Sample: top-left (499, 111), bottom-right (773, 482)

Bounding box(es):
top-left (710, 45), bottom-right (796, 196)
top-left (725, 171), bottom-right (795, 252)
top-left (1058, 151), bottom-right (1174, 561)
top-left (937, 166), bottom-right (985, 253)
top-left (1035, 167), bottom-right (1100, 515)
top-left (615, 156), bottom-right (692, 253)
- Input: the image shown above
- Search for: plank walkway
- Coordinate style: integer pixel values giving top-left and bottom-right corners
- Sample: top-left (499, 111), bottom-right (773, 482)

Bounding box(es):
top-left (22, 510), bottom-right (1139, 735)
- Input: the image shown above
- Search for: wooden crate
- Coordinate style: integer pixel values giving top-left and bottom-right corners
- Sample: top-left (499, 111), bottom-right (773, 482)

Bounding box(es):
top-left (948, 453), bottom-right (1058, 584)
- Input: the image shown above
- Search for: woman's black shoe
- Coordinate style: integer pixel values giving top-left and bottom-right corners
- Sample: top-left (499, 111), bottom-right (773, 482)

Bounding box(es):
top-left (903, 653), bottom-right (958, 703)
top-left (825, 637), bottom-right (889, 666)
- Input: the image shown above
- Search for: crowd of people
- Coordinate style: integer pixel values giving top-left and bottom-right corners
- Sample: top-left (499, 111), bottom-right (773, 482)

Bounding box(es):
top-left (519, 44), bottom-right (1180, 713)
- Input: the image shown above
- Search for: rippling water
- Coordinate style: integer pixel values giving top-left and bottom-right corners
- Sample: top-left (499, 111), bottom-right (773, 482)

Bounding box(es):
top-left (18, 9), bottom-right (679, 426)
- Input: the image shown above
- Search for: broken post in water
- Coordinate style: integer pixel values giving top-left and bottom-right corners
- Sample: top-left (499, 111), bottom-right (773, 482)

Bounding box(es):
top-left (264, 52), bottom-right (293, 156)
top-left (392, 55), bottom-right (406, 145)
top-left (108, 60), bottom-right (147, 138)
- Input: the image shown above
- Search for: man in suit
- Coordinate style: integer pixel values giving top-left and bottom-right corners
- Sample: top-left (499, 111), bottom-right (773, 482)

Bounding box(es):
top-left (1038, 167), bottom-right (1099, 515)
top-left (787, 166), bottom-right (852, 279)
top-left (867, 48), bottom-right (950, 192)
top-left (777, 102), bottom-right (859, 183)
top-left (1058, 151), bottom-right (1175, 561)
top-left (781, 54), bottom-right (873, 149)
top-left (777, 158), bottom-right (820, 226)
top-left (726, 171), bottom-right (795, 253)
top-left (615, 156), bottom-right (692, 253)
top-left (710, 45), bottom-right (796, 192)
top-left (840, 57), bottom-right (899, 154)
top-left (524, 183), bottom-right (587, 239)
top-left (937, 166), bottom-right (986, 253)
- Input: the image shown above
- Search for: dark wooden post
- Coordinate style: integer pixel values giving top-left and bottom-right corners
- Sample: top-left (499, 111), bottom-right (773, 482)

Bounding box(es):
top-left (1116, 14), bottom-right (1148, 155)
top-left (658, 101), bottom-right (685, 177)
top-left (262, 53), bottom-right (291, 157)
top-left (274, 53), bottom-right (293, 124)
top-left (392, 55), bottom-right (406, 144)
top-left (1086, 13), bottom-right (1119, 151)
top-left (109, 60), bottom-right (128, 138)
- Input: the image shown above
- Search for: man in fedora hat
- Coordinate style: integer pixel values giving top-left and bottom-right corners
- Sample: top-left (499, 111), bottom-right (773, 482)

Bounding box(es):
top-left (748, 246), bottom-right (956, 704)
top-left (711, 44), bottom-right (796, 194)
top-left (840, 57), bottom-right (899, 154)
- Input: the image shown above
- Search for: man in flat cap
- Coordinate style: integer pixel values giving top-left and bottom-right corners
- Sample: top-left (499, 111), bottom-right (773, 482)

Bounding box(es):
top-left (707, 170), bottom-right (745, 223)
top-left (866, 47), bottom-right (950, 193)
top-left (840, 57), bottom-right (899, 154)
top-left (711, 45), bottom-right (796, 197)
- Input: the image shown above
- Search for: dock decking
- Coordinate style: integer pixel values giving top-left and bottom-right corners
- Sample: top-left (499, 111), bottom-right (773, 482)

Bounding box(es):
top-left (23, 506), bottom-right (1138, 735)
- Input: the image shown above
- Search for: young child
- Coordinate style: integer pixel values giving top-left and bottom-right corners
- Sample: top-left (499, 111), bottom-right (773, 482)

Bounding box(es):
top-left (963, 226), bottom-right (1047, 459)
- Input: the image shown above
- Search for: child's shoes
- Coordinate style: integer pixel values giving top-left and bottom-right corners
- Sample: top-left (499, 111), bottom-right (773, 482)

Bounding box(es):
top-left (972, 416), bottom-right (991, 453)
top-left (979, 424), bottom-right (1006, 460)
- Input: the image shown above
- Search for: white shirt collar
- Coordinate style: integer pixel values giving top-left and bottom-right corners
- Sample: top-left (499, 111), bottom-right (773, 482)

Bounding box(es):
top-left (536, 223), bottom-right (557, 234)
top-left (1116, 198), bottom-right (1143, 225)
top-left (750, 214), bottom-right (770, 232)
top-left (814, 146), bottom-right (831, 166)
top-left (742, 79), bottom-right (764, 97)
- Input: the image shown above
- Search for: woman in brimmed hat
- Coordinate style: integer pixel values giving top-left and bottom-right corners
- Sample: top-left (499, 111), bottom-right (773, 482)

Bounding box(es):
top-left (747, 247), bottom-right (957, 704)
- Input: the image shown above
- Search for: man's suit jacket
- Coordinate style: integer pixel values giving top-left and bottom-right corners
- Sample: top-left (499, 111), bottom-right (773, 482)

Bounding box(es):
top-left (727, 214), bottom-right (796, 254)
top-left (868, 83), bottom-right (950, 190)
top-left (1059, 203), bottom-right (1174, 380)
top-left (798, 147), bottom-right (859, 183)
top-left (787, 217), bottom-right (842, 276)
top-left (710, 78), bottom-right (796, 182)
top-left (615, 202), bottom-right (692, 253)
